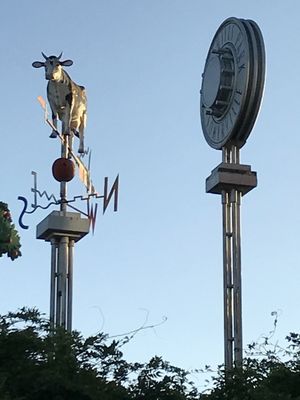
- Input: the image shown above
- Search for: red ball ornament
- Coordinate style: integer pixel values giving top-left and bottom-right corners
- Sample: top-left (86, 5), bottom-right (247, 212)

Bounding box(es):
top-left (52, 158), bottom-right (75, 182)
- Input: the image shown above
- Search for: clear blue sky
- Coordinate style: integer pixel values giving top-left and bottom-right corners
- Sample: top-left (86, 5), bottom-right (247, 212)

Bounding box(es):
top-left (1, 0), bottom-right (300, 388)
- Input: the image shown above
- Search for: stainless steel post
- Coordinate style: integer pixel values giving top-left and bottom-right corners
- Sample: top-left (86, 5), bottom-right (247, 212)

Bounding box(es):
top-left (58, 236), bottom-right (69, 328)
top-left (50, 238), bottom-right (57, 330)
top-left (37, 132), bottom-right (90, 334)
top-left (231, 188), bottom-right (243, 366)
top-left (67, 239), bottom-right (74, 332)
top-left (56, 134), bottom-right (69, 329)
top-left (56, 241), bottom-right (62, 327)
top-left (230, 146), bottom-right (243, 366)
top-left (60, 135), bottom-right (69, 213)
top-left (221, 145), bottom-right (243, 368)
top-left (222, 190), bottom-right (233, 370)
top-left (222, 146), bottom-right (234, 370)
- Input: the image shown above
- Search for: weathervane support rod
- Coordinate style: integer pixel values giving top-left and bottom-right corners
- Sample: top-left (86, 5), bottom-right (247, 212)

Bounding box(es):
top-left (50, 238), bottom-right (58, 330)
top-left (36, 129), bottom-right (89, 333)
top-left (67, 239), bottom-right (74, 331)
top-left (60, 135), bottom-right (69, 212)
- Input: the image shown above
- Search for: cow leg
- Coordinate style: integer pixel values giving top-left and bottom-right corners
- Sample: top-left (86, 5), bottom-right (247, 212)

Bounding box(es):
top-left (50, 113), bottom-right (58, 138)
top-left (70, 119), bottom-right (79, 138)
top-left (78, 131), bottom-right (84, 154)
top-left (62, 109), bottom-right (71, 136)
top-left (78, 113), bottom-right (86, 154)
top-left (62, 120), bottom-right (71, 136)
top-left (73, 129), bottom-right (80, 138)
top-left (68, 132), bottom-right (74, 154)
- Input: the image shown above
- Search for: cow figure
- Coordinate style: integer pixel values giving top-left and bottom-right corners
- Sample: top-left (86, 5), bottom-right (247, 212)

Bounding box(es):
top-left (32, 52), bottom-right (87, 154)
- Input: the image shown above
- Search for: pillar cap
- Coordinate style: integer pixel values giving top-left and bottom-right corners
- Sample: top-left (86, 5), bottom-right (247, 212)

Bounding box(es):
top-left (206, 162), bottom-right (257, 195)
top-left (36, 211), bottom-right (90, 242)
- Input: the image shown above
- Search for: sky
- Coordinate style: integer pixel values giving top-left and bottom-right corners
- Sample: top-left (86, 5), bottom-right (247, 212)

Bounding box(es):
top-left (1, 0), bottom-right (300, 389)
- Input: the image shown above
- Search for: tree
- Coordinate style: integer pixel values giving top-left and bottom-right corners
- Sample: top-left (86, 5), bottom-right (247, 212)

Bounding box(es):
top-left (200, 332), bottom-right (300, 399)
top-left (0, 202), bottom-right (21, 261)
top-left (4, 308), bottom-right (300, 399)
top-left (0, 308), bottom-right (200, 400)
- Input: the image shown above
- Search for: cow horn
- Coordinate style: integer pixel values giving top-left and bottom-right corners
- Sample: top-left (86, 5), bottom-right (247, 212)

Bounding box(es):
top-left (41, 52), bottom-right (48, 60)
top-left (57, 52), bottom-right (63, 60)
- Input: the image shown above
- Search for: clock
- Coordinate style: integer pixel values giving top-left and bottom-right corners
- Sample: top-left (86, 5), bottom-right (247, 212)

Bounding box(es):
top-left (200, 17), bottom-right (265, 150)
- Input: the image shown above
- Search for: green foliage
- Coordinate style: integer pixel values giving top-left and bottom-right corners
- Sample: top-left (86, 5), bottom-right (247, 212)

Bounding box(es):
top-left (0, 308), bottom-right (200, 400)
top-left (129, 356), bottom-right (199, 400)
top-left (0, 202), bottom-right (21, 261)
top-left (3, 307), bottom-right (300, 399)
top-left (200, 332), bottom-right (300, 400)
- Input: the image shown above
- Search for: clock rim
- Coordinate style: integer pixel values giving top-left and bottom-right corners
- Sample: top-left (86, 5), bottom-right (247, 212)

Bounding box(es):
top-left (200, 17), bottom-right (265, 150)
top-left (233, 18), bottom-right (266, 144)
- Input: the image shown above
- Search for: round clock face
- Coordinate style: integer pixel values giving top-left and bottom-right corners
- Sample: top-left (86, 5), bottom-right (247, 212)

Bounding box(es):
top-left (200, 17), bottom-right (265, 150)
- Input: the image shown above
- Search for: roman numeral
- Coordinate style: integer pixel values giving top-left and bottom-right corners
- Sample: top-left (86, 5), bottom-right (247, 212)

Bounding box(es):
top-left (236, 49), bottom-right (245, 64)
top-left (238, 63), bottom-right (245, 74)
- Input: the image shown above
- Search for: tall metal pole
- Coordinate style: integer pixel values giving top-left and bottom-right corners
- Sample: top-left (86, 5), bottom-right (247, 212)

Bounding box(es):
top-left (231, 188), bottom-right (243, 366)
top-left (37, 133), bottom-right (89, 333)
top-left (219, 145), bottom-right (244, 369)
top-left (59, 236), bottom-right (69, 328)
top-left (222, 189), bottom-right (233, 369)
top-left (50, 238), bottom-right (57, 330)
top-left (231, 145), bottom-right (243, 367)
top-left (222, 147), bottom-right (233, 369)
top-left (67, 239), bottom-right (74, 332)
top-left (60, 134), bottom-right (69, 212)
top-left (55, 244), bottom-right (62, 327)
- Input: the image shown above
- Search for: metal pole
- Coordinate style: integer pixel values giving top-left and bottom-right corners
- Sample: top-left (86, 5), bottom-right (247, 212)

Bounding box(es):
top-left (58, 236), bottom-right (68, 328)
top-left (60, 135), bottom-right (68, 213)
top-left (231, 188), bottom-right (243, 366)
top-left (55, 133), bottom-right (69, 329)
top-left (230, 145), bottom-right (243, 366)
top-left (50, 238), bottom-right (57, 330)
top-left (36, 129), bottom-right (89, 334)
top-left (56, 240), bottom-right (62, 327)
top-left (222, 190), bottom-right (233, 370)
top-left (206, 144), bottom-right (256, 370)
top-left (221, 145), bottom-right (244, 368)
top-left (222, 146), bottom-right (234, 370)
top-left (67, 239), bottom-right (74, 332)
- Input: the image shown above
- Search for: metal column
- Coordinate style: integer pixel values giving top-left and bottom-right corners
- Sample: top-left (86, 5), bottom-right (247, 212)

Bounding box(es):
top-left (206, 145), bottom-right (257, 370)
top-left (38, 211), bottom-right (89, 332)
top-left (56, 236), bottom-right (69, 328)
top-left (50, 238), bottom-right (58, 331)
top-left (222, 189), bottom-right (233, 369)
top-left (43, 135), bottom-right (89, 332)
top-left (221, 145), bottom-right (243, 368)
top-left (231, 188), bottom-right (243, 366)
top-left (67, 239), bottom-right (74, 332)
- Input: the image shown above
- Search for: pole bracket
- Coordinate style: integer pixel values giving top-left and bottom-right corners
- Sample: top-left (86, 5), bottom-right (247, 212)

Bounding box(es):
top-left (206, 162), bottom-right (257, 196)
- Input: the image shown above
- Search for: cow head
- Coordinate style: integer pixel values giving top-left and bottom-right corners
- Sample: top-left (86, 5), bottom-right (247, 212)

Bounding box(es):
top-left (32, 52), bottom-right (73, 81)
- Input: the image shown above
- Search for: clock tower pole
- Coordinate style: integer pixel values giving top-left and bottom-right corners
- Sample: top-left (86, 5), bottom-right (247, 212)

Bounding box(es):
top-left (200, 17), bottom-right (265, 370)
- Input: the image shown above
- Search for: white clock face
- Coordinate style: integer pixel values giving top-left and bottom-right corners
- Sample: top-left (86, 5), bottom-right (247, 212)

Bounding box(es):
top-left (200, 18), bottom-right (265, 150)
